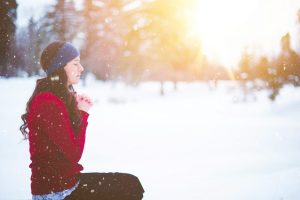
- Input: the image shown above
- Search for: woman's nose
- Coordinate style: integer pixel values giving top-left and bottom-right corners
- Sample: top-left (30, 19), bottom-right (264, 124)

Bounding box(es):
top-left (79, 64), bottom-right (84, 72)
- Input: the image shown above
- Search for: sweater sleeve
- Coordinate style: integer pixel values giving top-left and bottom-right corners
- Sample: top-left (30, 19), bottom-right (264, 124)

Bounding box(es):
top-left (74, 110), bottom-right (89, 137)
top-left (34, 93), bottom-right (89, 163)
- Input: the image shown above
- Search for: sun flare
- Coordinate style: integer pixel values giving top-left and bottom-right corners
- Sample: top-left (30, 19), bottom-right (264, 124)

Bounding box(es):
top-left (185, 0), bottom-right (300, 68)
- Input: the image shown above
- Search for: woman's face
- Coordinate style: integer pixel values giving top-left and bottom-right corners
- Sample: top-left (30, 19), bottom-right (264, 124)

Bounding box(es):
top-left (64, 56), bottom-right (84, 85)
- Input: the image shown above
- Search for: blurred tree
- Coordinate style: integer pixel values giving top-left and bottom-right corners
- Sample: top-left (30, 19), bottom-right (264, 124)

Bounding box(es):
top-left (0, 0), bottom-right (17, 77)
top-left (41, 0), bottom-right (79, 42)
top-left (236, 50), bottom-right (255, 101)
top-left (79, 0), bottom-right (124, 81)
top-left (113, 0), bottom-right (155, 83)
top-left (254, 56), bottom-right (269, 81)
top-left (79, 0), bottom-right (102, 84)
top-left (277, 33), bottom-right (300, 82)
top-left (120, 0), bottom-right (202, 91)
top-left (297, 9), bottom-right (300, 53)
top-left (267, 33), bottom-right (300, 100)
top-left (17, 17), bottom-right (46, 76)
top-left (236, 50), bottom-right (254, 81)
top-left (169, 36), bottom-right (202, 90)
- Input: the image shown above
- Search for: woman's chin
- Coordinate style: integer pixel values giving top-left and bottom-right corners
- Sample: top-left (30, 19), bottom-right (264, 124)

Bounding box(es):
top-left (74, 77), bottom-right (81, 83)
top-left (68, 80), bottom-right (79, 86)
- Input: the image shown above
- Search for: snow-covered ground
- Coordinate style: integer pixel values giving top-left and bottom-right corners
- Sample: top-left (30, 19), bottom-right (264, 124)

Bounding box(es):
top-left (1, 76), bottom-right (300, 200)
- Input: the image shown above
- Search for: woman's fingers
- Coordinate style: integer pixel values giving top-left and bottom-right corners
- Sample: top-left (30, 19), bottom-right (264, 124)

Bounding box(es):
top-left (76, 94), bottom-right (93, 105)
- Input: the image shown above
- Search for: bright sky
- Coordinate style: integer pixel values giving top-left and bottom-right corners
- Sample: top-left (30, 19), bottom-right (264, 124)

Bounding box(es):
top-left (17, 0), bottom-right (54, 26)
top-left (187, 0), bottom-right (300, 67)
top-left (17, 0), bottom-right (300, 68)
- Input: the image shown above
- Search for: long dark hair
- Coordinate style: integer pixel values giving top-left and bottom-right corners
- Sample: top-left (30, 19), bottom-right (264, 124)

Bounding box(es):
top-left (20, 41), bottom-right (82, 139)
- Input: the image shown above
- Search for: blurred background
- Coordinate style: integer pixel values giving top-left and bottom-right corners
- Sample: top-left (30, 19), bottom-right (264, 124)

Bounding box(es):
top-left (1, 1), bottom-right (300, 200)
top-left (1, 0), bottom-right (300, 100)
top-left (0, 0), bottom-right (300, 200)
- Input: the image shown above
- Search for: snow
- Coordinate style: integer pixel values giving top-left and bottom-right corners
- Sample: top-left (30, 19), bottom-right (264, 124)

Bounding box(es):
top-left (1, 76), bottom-right (300, 200)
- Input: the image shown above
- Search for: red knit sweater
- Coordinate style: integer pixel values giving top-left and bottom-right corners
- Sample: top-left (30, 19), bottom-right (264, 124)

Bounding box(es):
top-left (27, 91), bottom-right (89, 195)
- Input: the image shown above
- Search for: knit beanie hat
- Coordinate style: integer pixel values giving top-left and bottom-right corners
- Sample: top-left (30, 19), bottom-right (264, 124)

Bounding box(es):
top-left (40, 41), bottom-right (80, 75)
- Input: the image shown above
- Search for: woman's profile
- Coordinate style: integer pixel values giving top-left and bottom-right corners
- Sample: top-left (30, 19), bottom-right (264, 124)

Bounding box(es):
top-left (20, 41), bottom-right (144, 200)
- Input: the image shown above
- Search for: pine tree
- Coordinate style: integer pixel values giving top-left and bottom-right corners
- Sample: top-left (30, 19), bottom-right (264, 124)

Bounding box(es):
top-left (120, 0), bottom-right (199, 83)
top-left (0, 0), bottom-right (18, 77)
top-left (79, 0), bottom-right (104, 83)
top-left (41, 0), bottom-right (79, 42)
top-left (24, 17), bottom-right (44, 76)
top-left (79, 0), bottom-right (124, 81)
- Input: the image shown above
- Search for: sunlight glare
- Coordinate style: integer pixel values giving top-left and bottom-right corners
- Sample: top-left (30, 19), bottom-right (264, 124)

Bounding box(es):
top-left (186, 0), bottom-right (300, 68)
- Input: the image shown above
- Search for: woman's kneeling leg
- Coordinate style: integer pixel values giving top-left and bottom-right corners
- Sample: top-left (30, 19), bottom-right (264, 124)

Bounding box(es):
top-left (64, 172), bottom-right (144, 200)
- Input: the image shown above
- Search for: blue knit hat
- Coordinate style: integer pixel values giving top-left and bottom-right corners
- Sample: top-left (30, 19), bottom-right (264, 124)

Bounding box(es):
top-left (45, 42), bottom-right (80, 75)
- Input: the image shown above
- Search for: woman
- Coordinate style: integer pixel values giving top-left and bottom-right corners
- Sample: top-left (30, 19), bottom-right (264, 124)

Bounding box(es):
top-left (20, 41), bottom-right (144, 200)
